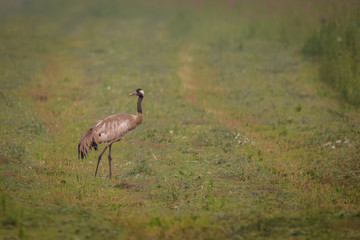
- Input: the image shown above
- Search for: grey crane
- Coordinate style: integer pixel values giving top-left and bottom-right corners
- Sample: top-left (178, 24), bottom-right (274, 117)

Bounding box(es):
top-left (78, 88), bottom-right (144, 178)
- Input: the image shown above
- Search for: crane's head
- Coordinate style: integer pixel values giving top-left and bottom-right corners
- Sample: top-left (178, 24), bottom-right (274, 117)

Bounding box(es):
top-left (129, 88), bottom-right (144, 97)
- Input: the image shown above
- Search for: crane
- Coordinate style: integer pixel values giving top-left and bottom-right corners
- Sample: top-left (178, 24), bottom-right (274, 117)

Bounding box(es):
top-left (78, 88), bottom-right (144, 179)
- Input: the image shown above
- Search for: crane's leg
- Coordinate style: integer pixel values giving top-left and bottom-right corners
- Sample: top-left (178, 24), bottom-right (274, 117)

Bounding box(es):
top-left (108, 144), bottom-right (113, 179)
top-left (95, 146), bottom-right (108, 177)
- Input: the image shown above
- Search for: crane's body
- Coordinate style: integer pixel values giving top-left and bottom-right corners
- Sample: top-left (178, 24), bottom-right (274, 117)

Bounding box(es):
top-left (78, 88), bottom-right (144, 178)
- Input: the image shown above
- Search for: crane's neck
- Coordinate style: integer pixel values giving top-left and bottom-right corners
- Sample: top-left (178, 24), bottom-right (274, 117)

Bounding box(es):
top-left (135, 96), bottom-right (143, 125)
top-left (137, 96), bottom-right (143, 114)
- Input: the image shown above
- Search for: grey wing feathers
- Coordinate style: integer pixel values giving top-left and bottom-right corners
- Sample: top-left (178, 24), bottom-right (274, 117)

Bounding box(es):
top-left (78, 128), bottom-right (98, 159)
top-left (92, 114), bottom-right (135, 142)
top-left (78, 113), bottom-right (136, 159)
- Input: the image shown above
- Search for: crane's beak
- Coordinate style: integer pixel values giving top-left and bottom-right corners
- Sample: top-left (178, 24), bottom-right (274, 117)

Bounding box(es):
top-left (129, 91), bottom-right (137, 96)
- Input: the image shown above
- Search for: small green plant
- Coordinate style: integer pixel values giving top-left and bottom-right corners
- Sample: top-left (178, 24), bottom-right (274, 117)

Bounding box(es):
top-left (126, 159), bottom-right (153, 176)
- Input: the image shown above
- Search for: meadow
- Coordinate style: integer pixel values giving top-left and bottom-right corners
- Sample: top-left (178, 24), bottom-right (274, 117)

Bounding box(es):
top-left (1, 0), bottom-right (360, 239)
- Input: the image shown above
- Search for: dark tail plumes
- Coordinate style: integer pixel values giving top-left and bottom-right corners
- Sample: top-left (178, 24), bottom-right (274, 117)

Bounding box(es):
top-left (78, 128), bottom-right (98, 159)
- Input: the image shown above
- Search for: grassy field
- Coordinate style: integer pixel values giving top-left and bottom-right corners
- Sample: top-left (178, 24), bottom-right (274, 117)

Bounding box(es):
top-left (1, 0), bottom-right (360, 239)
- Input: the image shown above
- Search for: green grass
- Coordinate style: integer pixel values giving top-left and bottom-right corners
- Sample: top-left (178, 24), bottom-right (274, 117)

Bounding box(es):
top-left (303, 10), bottom-right (360, 105)
top-left (1, 0), bottom-right (360, 239)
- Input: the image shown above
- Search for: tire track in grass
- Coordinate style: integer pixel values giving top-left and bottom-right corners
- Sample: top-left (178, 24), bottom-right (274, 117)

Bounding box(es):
top-left (178, 44), bottom-right (281, 155)
top-left (25, 53), bottom-right (90, 143)
top-left (177, 44), bottom-right (290, 204)
top-left (26, 57), bottom-right (63, 135)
